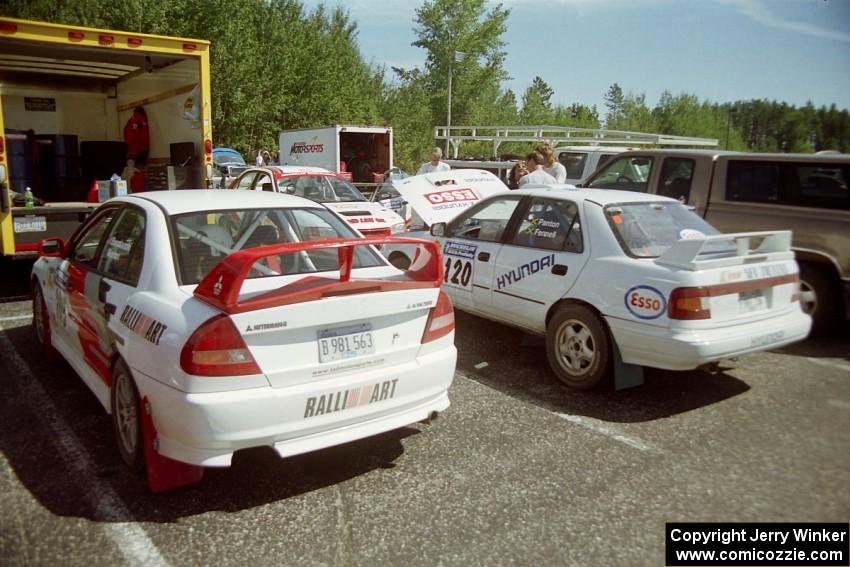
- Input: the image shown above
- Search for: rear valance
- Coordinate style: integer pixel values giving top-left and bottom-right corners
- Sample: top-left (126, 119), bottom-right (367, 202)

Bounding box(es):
top-left (194, 237), bottom-right (442, 314)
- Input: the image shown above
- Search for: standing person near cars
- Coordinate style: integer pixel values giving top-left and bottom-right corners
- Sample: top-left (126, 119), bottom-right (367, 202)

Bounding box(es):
top-left (508, 161), bottom-right (528, 189)
top-left (417, 147), bottom-right (451, 175)
top-left (519, 151), bottom-right (558, 186)
top-left (536, 142), bottom-right (567, 183)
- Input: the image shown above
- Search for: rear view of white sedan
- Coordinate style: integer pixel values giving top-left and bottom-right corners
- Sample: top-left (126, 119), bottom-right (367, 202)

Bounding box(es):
top-left (31, 190), bottom-right (455, 491)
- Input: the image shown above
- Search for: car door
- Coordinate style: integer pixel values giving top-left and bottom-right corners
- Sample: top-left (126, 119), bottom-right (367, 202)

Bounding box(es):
top-left (489, 197), bottom-right (590, 333)
top-left (251, 171), bottom-right (276, 193)
top-left (439, 195), bottom-right (523, 313)
top-left (57, 206), bottom-right (121, 381)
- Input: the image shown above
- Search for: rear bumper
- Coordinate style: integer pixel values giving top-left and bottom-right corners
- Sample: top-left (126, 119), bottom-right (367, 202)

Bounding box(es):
top-left (134, 345), bottom-right (456, 467)
top-left (608, 309), bottom-right (812, 371)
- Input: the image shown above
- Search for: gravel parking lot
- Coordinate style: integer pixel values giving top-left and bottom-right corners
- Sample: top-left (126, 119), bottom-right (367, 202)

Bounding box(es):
top-left (0, 258), bottom-right (847, 567)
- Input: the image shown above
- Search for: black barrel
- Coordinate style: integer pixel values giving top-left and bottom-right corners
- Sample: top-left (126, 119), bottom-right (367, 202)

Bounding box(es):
top-left (5, 129), bottom-right (36, 195)
top-left (36, 134), bottom-right (83, 201)
top-left (80, 141), bottom-right (128, 186)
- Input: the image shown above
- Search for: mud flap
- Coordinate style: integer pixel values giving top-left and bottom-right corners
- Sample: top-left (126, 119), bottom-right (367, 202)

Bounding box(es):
top-left (141, 396), bottom-right (204, 492)
top-left (612, 337), bottom-right (644, 391)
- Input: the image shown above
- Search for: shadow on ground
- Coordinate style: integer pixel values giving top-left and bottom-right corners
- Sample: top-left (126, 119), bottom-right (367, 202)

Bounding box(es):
top-left (453, 311), bottom-right (755, 424)
top-left (0, 323), bottom-right (417, 523)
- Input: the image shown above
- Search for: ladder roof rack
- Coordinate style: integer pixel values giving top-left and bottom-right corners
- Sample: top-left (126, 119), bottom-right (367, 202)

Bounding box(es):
top-left (434, 125), bottom-right (718, 158)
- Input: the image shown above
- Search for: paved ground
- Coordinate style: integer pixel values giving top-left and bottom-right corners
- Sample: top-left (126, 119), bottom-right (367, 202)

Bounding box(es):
top-left (0, 258), bottom-right (848, 566)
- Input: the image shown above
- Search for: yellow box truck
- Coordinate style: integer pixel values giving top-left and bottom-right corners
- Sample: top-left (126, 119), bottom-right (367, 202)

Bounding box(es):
top-left (0, 17), bottom-right (213, 257)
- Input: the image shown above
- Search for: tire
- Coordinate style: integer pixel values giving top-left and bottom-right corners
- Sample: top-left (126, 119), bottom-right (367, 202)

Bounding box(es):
top-left (798, 263), bottom-right (841, 337)
top-left (32, 282), bottom-right (60, 362)
top-left (388, 252), bottom-right (411, 270)
top-left (546, 304), bottom-right (612, 390)
top-left (111, 359), bottom-right (145, 473)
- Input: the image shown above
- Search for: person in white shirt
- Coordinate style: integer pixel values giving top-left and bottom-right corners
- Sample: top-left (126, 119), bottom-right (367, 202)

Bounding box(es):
top-left (536, 142), bottom-right (567, 183)
top-left (519, 151), bottom-right (557, 186)
top-left (417, 147), bottom-right (451, 175)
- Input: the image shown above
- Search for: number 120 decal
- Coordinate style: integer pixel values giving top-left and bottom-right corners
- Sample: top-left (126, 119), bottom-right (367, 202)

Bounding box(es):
top-left (444, 258), bottom-right (473, 289)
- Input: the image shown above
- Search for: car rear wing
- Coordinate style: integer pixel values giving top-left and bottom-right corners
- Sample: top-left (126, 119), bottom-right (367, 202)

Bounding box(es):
top-left (194, 237), bottom-right (443, 314)
top-left (654, 230), bottom-right (794, 271)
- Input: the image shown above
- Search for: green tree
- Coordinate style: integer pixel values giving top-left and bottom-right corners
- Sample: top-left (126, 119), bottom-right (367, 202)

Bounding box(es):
top-left (520, 76), bottom-right (554, 124)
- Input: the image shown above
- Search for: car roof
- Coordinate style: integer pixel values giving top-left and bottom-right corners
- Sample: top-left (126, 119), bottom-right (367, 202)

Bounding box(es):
top-left (118, 189), bottom-right (322, 215)
top-left (509, 185), bottom-right (682, 205)
top-left (238, 165), bottom-right (335, 179)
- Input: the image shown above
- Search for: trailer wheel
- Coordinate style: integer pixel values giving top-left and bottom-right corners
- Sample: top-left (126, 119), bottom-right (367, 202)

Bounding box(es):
top-left (546, 304), bottom-right (611, 390)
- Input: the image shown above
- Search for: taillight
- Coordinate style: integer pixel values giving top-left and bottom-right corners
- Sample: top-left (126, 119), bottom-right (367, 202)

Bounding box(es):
top-left (421, 291), bottom-right (455, 343)
top-left (668, 287), bottom-right (711, 320)
top-left (181, 314), bottom-right (261, 376)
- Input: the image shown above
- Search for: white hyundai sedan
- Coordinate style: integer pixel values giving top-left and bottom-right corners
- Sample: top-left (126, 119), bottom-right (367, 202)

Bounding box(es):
top-left (424, 186), bottom-right (811, 389)
top-left (31, 190), bottom-right (455, 491)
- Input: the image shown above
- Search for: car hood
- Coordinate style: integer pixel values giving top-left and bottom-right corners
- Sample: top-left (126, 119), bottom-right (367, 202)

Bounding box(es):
top-left (391, 169), bottom-right (507, 227)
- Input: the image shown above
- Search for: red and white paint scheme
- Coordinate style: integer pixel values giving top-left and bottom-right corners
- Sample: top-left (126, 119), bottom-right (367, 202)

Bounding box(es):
top-left (228, 165), bottom-right (405, 238)
top-left (403, 184), bottom-right (811, 390)
top-left (31, 190), bottom-right (455, 491)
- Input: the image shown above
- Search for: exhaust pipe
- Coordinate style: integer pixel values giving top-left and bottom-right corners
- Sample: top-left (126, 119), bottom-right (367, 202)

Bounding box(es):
top-left (700, 362), bottom-right (721, 375)
top-left (419, 411), bottom-right (439, 425)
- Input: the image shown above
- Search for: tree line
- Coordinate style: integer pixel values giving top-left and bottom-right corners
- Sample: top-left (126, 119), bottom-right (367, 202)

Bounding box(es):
top-left (2, 0), bottom-right (848, 172)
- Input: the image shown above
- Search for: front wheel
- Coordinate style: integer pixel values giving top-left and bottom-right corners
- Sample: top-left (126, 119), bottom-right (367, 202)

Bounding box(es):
top-left (111, 359), bottom-right (145, 473)
top-left (546, 304), bottom-right (612, 390)
top-left (32, 282), bottom-right (60, 362)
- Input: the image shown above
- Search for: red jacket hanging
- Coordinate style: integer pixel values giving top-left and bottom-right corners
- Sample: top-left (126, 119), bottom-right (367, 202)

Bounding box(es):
top-left (123, 106), bottom-right (150, 164)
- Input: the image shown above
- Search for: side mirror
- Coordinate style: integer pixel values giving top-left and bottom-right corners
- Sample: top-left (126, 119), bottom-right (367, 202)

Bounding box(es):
top-left (430, 222), bottom-right (446, 237)
top-left (38, 237), bottom-right (66, 258)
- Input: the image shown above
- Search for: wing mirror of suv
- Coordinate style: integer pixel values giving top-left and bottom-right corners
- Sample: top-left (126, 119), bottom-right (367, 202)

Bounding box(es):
top-left (38, 237), bottom-right (66, 258)
top-left (430, 222), bottom-right (446, 237)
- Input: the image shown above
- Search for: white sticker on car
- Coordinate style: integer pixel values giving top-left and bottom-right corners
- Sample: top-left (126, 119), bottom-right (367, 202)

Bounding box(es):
top-left (443, 241), bottom-right (475, 290)
top-left (624, 285), bottom-right (667, 320)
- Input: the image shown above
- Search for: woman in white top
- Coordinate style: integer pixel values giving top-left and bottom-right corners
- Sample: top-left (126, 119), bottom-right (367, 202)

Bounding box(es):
top-left (519, 151), bottom-right (557, 186)
top-left (536, 142), bottom-right (567, 183)
top-left (417, 147), bottom-right (452, 175)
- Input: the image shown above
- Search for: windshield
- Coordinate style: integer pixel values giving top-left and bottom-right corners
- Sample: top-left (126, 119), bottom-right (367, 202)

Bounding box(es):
top-left (213, 149), bottom-right (246, 166)
top-left (587, 156), bottom-right (653, 192)
top-left (605, 201), bottom-right (733, 258)
top-left (172, 207), bottom-right (384, 284)
top-left (277, 175), bottom-right (367, 203)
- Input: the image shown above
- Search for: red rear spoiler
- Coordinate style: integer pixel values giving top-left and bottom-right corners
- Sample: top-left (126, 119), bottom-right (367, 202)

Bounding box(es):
top-left (194, 237), bottom-right (442, 314)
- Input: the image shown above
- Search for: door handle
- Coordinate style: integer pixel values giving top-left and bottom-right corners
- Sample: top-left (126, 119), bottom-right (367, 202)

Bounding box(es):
top-left (552, 264), bottom-right (568, 276)
top-left (477, 252), bottom-right (490, 262)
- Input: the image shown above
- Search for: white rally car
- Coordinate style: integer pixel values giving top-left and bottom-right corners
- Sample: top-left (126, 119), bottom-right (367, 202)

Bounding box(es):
top-left (229, 165), bottom-right (405, 237)
top-left (31, 190), bottom-right (455, 491)
top-left (381, 168), bottom-right (508, 269)
top-left (424, 185), bottom-right (810, 389)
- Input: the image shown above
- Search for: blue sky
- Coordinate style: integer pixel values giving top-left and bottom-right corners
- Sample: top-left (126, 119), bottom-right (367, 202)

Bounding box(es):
top-left (300, 0), bottom-right (850, 114)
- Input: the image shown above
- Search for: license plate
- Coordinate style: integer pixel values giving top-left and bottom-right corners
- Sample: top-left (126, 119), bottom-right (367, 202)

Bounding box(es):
top-left (317, 323), bottom-right (375, 363)
top-left (14, 216), bottom-right (47, 233)
top-left (738, 289), bottom-right (767, 314)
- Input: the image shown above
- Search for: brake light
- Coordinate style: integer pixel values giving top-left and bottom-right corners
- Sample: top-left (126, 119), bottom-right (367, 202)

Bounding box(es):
top-left (127, 37), bottom-right (143, 47)
top-left (421, 291), bottom-right (454, 343)
top-left (99, 34), bottom-right (114, 45)
top-left (68, 31), bottom-right (85, 41)
top-left (180, 314), bottom-right (261, 376)
top-left (668, 287), bottom-right (711, 320)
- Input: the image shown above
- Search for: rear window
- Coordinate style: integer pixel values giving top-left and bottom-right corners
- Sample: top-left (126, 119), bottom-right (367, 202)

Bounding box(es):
top-left (172, 207), bottom-right (384, 284)
top-left (277, 175), bottom-right (366, 203)
top-left (726, 160), bottom-right (850, 210)
top-left (558, 152), bottom-right (588, 179)
top-left (605, 202), bottom-right (731, 258)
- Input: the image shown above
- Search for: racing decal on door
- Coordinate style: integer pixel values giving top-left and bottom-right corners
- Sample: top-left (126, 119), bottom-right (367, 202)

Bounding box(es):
top-left (442, 241), bottom-right (476, 290)
top-left (495, 254), bottom-right (555, 290)
top-left (303, 379), bottom-right (399, 418)
top-left (119, 305), bottom-right (168, 346)
top-left (524, 216), bottom-right (560, 238)
top-left (624, 285), bottom-right (667, 320)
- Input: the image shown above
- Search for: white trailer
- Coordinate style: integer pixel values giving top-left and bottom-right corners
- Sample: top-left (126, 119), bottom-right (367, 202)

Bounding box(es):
top-left (278, 125), bottom-right (393, 184)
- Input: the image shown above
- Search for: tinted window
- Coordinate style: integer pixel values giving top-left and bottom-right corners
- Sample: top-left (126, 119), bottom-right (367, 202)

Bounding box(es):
top-left (172, 207), bottom-right (383, 284)
top-left (98, 207), bottom-right (145, 285)
top-left (557, 152), bottom-right (588, 179)
top-left (69, 208), bottom-right (118, 265)
top-left (658, 158), bottom-right (695, 202)
top-left (510, 198), bottom-right (583, 252)
top-left (586, 156), bottom-right (654, 192)
top-left (726, 160), bottom-right (850, 209)
top-left (447, 196), bottom-right (522, 243)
